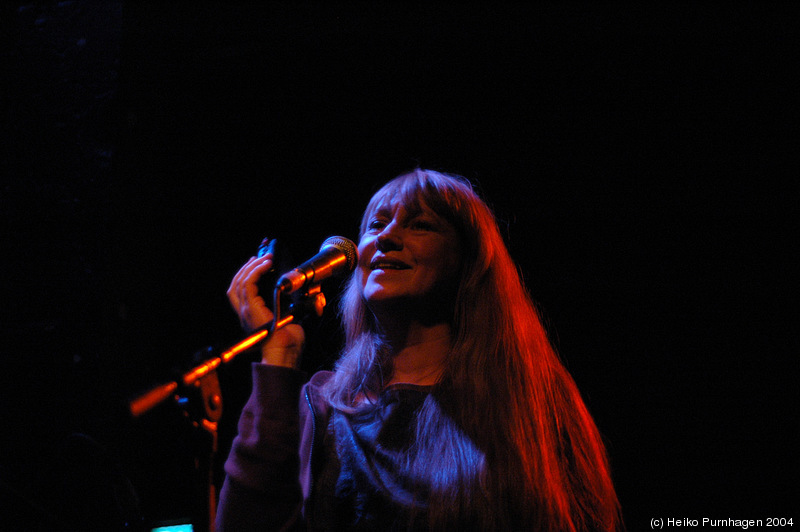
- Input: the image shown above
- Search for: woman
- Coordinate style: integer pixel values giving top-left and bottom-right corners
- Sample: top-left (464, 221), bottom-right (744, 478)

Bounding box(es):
top-left (218, 169), bottom-right (623, 531)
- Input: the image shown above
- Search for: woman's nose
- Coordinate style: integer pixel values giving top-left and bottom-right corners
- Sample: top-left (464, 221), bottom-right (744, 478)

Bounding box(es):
top-left (376, 221), bottom-right (403, 251)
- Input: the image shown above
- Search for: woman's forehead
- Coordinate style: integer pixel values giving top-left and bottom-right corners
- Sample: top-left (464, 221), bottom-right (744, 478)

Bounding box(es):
top-left (367, 194), bottom-right (432, 218)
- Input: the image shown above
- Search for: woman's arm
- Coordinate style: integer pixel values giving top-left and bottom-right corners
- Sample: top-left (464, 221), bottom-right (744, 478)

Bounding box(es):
top-left (216, 364), bottom-right (307, 531)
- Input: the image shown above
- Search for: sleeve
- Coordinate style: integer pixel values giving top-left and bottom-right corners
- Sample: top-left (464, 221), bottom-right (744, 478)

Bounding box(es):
top-left (215, 363), bottom-right (308, 532)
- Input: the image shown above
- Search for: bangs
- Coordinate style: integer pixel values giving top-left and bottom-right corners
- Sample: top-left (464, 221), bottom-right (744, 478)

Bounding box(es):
top-left (359, 169), bottom-right (474, 237)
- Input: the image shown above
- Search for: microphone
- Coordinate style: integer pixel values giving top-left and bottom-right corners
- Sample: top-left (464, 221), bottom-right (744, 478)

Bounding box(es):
top-left (276, 236), bottom-right (358, 294)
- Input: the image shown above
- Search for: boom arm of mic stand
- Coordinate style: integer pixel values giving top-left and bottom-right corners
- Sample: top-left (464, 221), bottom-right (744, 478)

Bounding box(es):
top-left (128, 313), bottom-right (295, 418)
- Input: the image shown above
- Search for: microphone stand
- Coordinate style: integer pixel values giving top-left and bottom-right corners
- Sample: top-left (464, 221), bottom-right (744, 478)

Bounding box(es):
top-left (128, 284), bottom-right (326, 532)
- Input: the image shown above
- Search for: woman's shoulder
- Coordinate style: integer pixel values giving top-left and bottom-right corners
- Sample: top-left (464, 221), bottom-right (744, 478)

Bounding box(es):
top-left (302, 370), bottom-right (335, 416)
top-left (307, 369), bottom-right (335, 389)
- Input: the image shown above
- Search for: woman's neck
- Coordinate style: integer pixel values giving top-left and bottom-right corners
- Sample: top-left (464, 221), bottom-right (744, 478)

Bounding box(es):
top-left (383, 322), bottom-right (452, 387)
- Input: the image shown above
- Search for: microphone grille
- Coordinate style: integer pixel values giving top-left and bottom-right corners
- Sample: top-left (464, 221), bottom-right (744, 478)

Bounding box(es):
top-left (320, 236), bottom-right (359, 272)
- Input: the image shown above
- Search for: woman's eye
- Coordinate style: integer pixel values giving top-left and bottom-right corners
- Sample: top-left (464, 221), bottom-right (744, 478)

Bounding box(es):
top-left (411, 219), bottom-right (435, 231)
top-left (367, 219), bottom-right (386, 231)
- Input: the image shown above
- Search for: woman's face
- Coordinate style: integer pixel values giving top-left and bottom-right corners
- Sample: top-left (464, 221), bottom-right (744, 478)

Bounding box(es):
top-left (357, 197), bottom-right (462, 313)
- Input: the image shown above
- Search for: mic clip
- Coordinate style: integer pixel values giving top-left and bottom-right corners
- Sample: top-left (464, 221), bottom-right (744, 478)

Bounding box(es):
top-left (288, 283), bottom-right (327, 320)
top-left (271, 282), bottom-right (327, 333)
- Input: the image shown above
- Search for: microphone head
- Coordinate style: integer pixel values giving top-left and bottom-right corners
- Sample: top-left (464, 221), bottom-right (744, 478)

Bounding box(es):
top-left (320, 236), bottom-right (359, 273)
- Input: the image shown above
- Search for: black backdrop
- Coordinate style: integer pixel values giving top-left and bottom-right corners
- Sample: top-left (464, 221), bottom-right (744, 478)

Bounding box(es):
top-left (2, 2), bottom-right (796, 529)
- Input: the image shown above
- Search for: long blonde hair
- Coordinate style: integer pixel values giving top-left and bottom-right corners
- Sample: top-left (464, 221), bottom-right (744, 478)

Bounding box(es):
top-left (327, 169), bottom-right (622, 530)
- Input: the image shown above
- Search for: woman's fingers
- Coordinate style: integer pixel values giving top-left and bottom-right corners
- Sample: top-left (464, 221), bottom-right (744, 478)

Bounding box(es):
top-left (227, 254), bottom-right (276, 331)
top-left (228, 255), bottom-right (270, 304)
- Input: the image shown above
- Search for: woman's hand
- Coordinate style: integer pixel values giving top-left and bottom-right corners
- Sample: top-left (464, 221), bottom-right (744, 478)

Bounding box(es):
top-left (227, 253), bottom-right (305, 368)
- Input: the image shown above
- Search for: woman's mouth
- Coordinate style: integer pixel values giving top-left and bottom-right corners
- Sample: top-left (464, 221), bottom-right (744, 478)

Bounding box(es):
top-left (369, 257), bottom-right (411, 270)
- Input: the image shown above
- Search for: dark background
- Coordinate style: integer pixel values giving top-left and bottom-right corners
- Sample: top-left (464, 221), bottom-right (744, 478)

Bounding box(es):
top-left (2, 2), bottom-right (796, 530)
